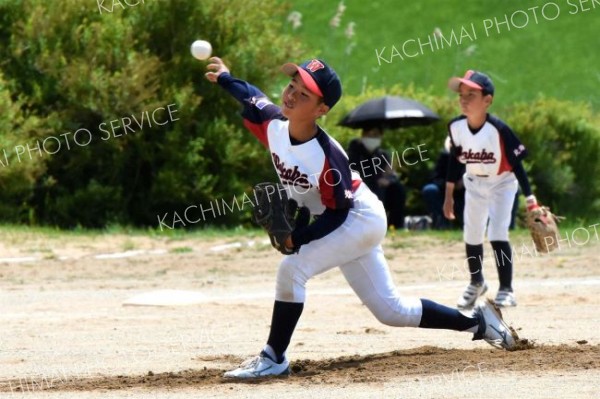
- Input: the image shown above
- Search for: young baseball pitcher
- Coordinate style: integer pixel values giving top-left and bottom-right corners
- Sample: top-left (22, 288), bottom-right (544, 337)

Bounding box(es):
top-left (444, 70), bottom-right (539, 309)
top-left (205, 58), bottom-right (518, 379)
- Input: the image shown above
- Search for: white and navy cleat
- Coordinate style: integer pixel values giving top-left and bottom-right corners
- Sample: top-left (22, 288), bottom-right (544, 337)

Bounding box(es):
top-left (223, 351), bottom-right (290, 379)
top-left (494, 290), bottom-right (517, 307)
top-left (457, 281), bottom-right (488, 309)
top-left (473, 298), bottom-right (518, 350)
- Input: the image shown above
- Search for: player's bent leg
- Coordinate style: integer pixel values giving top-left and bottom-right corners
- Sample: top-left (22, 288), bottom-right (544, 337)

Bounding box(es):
top-left (339, 247), bottom-right (517, 350)
top-left (340, 246), bottom-right (422, 327)
top-left (340, 247), bottom-right (479, 332)
top-left (274, 188), bottom-right (389, 305)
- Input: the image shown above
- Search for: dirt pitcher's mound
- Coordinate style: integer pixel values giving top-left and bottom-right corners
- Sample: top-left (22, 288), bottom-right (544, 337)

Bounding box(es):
top-left (1, 344), bottom-right (597, 392)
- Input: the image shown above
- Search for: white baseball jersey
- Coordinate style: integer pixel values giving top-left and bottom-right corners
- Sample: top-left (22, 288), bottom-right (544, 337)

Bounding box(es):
top-left (448, 114), bottom-right (527, 176)
top-left (262, 118), bottom-right (362, 215)
top-left (219, 75), bottom-right (362, 216)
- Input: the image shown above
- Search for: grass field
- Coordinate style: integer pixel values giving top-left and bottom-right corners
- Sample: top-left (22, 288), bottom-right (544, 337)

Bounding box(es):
top-left (285, 0), bottom-right (600, 109)
top-left (0, 221), bottom-right (547, 243)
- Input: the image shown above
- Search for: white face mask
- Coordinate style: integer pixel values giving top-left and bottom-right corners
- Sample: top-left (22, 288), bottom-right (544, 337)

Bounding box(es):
top-left (362, 137), bottom-right (381, 152)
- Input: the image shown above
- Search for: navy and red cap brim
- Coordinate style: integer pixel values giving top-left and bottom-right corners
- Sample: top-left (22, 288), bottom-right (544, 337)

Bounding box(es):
top-left (281, 63), bottom-right (324, 97)
top-left (448, 70), bottom-right (495, 96)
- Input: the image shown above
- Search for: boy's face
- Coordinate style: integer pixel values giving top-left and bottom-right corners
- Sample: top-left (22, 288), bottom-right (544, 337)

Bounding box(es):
top-left (458, 84), bottom-right (492, 117)
top-left (281, 75), bottom-right (329, 121)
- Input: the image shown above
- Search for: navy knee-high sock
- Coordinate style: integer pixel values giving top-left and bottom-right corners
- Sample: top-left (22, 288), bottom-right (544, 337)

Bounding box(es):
top-left (266, 301), bottom-right (303, 363)
top-left (466, 243), bottom-right (484, 284)
top-left (418, 299), bottom-right (478, 331)
top-left (491, 240), bottom-right (513, 291)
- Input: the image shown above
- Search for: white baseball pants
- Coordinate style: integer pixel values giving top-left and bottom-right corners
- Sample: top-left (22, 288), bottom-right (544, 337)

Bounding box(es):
top-left (275, 184), bottom-right (423, 327)
top-left (463, 172), bottom-right (519, 245)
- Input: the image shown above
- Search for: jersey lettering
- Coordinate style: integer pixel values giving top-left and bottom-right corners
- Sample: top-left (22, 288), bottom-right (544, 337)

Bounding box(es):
top-left (460, 148), bottom-right (497, 164)
top-left (272, 153), bottom-right (311, 188)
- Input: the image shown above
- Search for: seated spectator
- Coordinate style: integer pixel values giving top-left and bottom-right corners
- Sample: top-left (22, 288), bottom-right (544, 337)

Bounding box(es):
top-left (422, 139), bottom-right (465, 229)
top-left (347, 126), bottom-right (406, 228)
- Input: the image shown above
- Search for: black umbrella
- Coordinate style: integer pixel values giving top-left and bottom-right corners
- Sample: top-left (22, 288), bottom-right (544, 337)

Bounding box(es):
top-left (339, 95), bottom-right (440, 129)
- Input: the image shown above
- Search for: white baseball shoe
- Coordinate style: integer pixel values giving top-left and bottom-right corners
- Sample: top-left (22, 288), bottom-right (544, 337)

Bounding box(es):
top-left (494, 290), bottom-right (517, 307)
top-left (457, 281), bottom-right (488, 309)
top-left (223, 351), bottom-right (290, 379)
top-left (473, 298), bottom-right (518, 350)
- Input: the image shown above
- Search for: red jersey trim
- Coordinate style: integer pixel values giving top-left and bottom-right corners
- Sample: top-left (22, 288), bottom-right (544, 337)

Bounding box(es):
top-left (319, 159), bottom-right (336, 209)
top-left (497, 134), bottom-right (513, 174)
top-left (243, 119), bottom-right (270, 148)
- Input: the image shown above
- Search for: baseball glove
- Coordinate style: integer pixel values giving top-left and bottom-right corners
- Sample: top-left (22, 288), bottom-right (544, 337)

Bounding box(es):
top-left (526, 206), bottom-right (562, 253)
top-left (252, 182), bottom-right (310, 255)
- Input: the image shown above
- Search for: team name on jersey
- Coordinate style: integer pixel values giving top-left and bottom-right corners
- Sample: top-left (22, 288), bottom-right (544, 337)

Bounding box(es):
top-left (272, 153), bottom-right (311, 188)
top-left (460, 148), bottom-right (497, 164)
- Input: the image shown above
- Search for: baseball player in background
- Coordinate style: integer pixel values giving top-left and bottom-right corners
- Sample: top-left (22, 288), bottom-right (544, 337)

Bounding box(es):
top-left (205, 58), bottom-right (518, 379)
top-left (444, 70), bottom-right (539, 309)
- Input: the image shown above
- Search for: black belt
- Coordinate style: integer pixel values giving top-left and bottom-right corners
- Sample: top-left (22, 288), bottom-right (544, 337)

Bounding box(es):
top-left (476, 174), bottom-right (489, 177)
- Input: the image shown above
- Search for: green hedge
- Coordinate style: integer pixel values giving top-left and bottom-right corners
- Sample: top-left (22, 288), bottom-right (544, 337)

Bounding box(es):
top-left (0, 0), bottom-right (301, 228)
top-left (504, 98), bottom-right (600, 218)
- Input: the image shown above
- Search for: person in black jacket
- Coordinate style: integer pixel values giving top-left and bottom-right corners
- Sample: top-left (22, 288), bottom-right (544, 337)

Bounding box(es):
top-left (422, 138), bottom-right (466, 229)
top-left (347, 126), bottom-right (406, 228)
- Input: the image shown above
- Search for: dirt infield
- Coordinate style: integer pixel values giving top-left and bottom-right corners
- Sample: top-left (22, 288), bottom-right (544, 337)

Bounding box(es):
top-left (0, 229), bottom-right (598, 398)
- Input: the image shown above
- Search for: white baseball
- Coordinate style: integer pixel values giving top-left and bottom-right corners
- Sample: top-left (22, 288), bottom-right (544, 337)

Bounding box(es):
top-left (191, 40), bottom-right (212, 60)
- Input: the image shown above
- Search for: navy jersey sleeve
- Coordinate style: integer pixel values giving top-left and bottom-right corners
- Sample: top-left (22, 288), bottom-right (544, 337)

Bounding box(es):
top-left (217, 72), bottom-right (283, 148)
top-left (316, 132), bottom-right (354, 210)
top-left (489, 115), bottom-right (528, 166)
top-left (512, 160), bottom-right (533, 197)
